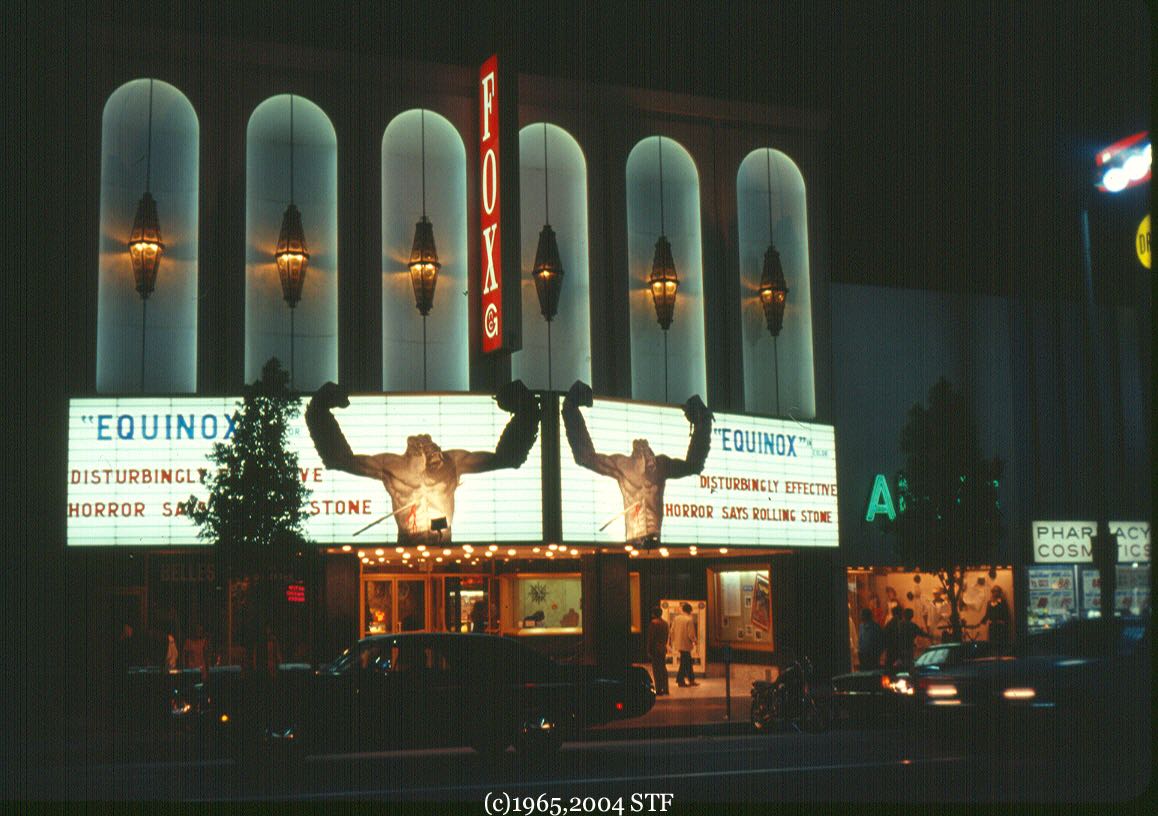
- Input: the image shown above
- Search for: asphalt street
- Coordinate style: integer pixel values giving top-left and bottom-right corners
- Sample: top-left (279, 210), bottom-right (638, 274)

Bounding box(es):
top-left (8, 726), bottom-right (1150, 806)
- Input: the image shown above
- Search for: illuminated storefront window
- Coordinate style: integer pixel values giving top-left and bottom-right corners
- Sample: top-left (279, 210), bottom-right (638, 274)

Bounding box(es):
top-left (708, 567), bottom-right (774, 650)
top-left (846, 566), bottom-right (1014, 669)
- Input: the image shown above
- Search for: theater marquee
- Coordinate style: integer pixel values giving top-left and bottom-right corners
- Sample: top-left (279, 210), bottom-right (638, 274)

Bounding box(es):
top-left (67, 396), bottom-right (543, 546)
top-left (559, 399), bottom-right (839, 547)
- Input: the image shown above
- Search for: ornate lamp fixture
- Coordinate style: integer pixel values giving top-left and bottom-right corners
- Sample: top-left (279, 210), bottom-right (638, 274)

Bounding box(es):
top-left (275, 94), bottom-right (309, 389)
top-left (531, 123), bottom-right (565, 390)
top-left (648, 136), bottom-right (679, 402)
top-left (408, 109), bottom-right (441, 389)
top-left (758, 149), bottom-right (789, 415)
top-left (128, 78), bottom-right (164, 392)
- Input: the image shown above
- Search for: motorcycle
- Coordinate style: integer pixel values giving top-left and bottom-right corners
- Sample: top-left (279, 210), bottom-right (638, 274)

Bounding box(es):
top-left (750, 656), bottom-right (830, 733)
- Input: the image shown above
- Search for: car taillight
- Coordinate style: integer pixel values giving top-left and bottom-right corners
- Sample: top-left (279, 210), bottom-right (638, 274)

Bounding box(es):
top-left (1002, 687), bottom-right (1035, 700)
top-left (615, 701), bottom-right (624, 712)
top-left (881, 675), bottom-right (893, 690)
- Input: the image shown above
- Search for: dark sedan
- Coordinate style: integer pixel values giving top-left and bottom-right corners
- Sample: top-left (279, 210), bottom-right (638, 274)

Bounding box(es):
top-left (830, 641), bottom-right (995, 726)
top-left (207, 633), bottom-right (654, 758)
top-left (916, 617), bottom-right (1151, 754)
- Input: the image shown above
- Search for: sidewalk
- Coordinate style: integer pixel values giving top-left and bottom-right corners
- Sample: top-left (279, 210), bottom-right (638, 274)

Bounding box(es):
top-left (587, 669), bottom-right (756, 740)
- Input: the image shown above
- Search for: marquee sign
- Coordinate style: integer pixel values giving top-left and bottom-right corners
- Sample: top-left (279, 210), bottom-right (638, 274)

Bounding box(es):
top-left (67, 396), bottom-right (543, 546)
top-left (1031, 520), bottom-right (1151, 563)
top-left (558, 396), bottom-right (839, 547)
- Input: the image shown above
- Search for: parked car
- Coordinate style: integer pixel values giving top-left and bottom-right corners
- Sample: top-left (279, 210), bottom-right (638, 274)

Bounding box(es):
top-left (916, 616), bottom-right (1151, 754)
top-left (830, 641), bottom-right (996, 726)
top-left (199, 633), bottom-right (655, 758)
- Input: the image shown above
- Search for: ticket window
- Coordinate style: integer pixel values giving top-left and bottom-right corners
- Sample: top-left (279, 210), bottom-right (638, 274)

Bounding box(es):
top-left (444, 576), bottom-right (498, 633)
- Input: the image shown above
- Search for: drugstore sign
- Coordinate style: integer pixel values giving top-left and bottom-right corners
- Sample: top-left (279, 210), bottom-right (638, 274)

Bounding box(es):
top-left (1032, 521), bottom-right (1151, 563)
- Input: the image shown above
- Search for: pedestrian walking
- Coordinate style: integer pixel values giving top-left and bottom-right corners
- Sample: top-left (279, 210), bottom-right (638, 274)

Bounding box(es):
top-left (856, 608), bottom-right (884, 670)
top-left (646, 606), bottom-right (670, 696)
top-left (670, 603), bottom-right (698, 687)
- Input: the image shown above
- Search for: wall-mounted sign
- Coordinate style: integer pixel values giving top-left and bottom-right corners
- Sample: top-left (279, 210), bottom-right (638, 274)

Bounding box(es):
top-left (1137, 213), bottom-right (1150, 269)
top-left (1031, 521), bottom-right (1151, 563)
top-left (67, 395), bottom-right (542, 546)
top-left (864, 473), bottom-right (897, 522)
top-left (479, 55), bottom-right (504, 353)
top-left (559, 391), bottom-right (838, 547)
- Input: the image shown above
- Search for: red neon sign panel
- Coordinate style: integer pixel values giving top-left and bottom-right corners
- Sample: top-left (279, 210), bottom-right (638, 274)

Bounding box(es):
top-left (479, 55), bottom-right (503, 353)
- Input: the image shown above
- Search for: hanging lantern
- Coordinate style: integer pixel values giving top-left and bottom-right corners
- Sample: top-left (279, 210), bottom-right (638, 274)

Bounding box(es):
top-left (275, 202), bottom-right (309, 308)
top-left (758, 242), bottom-right (788, 337)
top-left (649, 235), bottom-right (679, 330)
top-left (128, 191), bottom-right (164, 299)
top-left (531, 223), bottom-right (564, 321)
top-left (409, 215), bottom-right (440, 316)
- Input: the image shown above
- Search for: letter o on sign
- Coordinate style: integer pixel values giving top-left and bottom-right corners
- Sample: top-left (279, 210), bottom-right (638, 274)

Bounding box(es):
top-left (482, 149), bottom-right (498, 215)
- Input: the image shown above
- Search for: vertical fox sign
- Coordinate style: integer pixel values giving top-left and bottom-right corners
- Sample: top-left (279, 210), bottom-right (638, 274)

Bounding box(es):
top-left (478, 54), bottom-right (521, 354)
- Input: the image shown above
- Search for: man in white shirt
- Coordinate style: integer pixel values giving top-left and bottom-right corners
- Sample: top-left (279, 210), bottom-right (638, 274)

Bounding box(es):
top-left (670, 603), bottom-right (699, 687)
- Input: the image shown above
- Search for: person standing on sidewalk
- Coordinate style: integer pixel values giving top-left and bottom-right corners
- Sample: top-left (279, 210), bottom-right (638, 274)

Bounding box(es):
top-left (671, 603), bottom-right (699, 687)
top-left (646, 606), bottom-right (670, 696)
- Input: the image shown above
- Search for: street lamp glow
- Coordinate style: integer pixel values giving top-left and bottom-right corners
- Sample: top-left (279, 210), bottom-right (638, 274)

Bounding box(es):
top-left (1095, 132), bottom-right (1150, 193)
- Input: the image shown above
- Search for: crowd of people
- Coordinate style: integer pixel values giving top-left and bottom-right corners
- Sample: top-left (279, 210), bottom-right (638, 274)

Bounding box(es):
top-left (855, 584), bottom-right (1013, 670)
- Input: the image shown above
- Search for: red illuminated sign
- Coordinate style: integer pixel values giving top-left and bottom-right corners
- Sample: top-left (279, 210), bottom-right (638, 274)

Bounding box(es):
top-left (479, 54), bottom-right (503, 353)
top-left (286, 583), bottom-right (306, 603)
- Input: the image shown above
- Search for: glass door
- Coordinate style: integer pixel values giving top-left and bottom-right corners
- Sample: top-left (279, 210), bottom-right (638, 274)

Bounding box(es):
top-left (361, 576), bottom-right (431, 635)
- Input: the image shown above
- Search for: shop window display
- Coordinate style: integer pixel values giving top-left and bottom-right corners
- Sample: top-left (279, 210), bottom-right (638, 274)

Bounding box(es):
top-left (708, 568), bottom-right (773, 649)
top-left (511, 575), bottom-right (582, 632)
top-left (846, 566), bottom-right (1014, 669)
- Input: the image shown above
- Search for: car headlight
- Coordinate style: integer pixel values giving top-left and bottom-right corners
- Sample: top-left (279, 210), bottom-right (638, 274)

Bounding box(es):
top-left (888, 677), bottom-right (914, 696)
top-left (925, 684), bottom-right (958, 698)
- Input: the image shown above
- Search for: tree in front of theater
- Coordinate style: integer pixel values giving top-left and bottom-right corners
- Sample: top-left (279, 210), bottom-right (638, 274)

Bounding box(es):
top-left (892, 378), bottom-right (1004, 643)
top-left (183, 357), bottom-right (311, 667)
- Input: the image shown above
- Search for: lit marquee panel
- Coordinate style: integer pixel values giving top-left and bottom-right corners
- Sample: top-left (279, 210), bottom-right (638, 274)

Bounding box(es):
top-left (559, 399), bottom-right (839, 547)
top-left (67, 395), bottom-right (543, 546)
